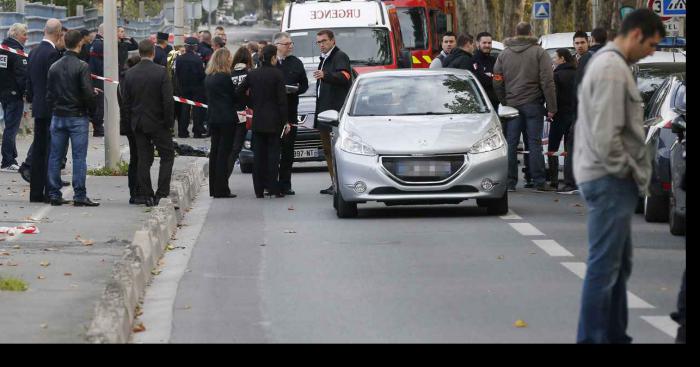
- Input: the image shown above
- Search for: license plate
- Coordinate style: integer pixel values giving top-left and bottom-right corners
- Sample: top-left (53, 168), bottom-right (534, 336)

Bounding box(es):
top-left (396, 161), bottom-right (452, 177)
top-left (294, 148), bottom-right (318, 158)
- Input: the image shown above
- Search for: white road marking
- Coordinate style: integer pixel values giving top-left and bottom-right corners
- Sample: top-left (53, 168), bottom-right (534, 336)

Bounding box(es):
top-left (532, 239), bottom-right (574, 257)
top-left (509, 222), bottom-right (545, 236)
top-left (627, 292), bottom-right (655, 309)
top-left (641, 316), bottom-right (678, 338)
top-left (560, 262), bottom-right (655, 309)
top-left (499, 210), bottom-right (522, 220)
top-left (561, 262), bottom-right (587, 279)
top-left (131, 184), bottom-right (212, 344)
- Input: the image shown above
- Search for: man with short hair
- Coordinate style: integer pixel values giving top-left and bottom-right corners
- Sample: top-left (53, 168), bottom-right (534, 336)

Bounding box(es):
top-left (154, 32), bottom-right (173, 66)
top-left (121, 39), bottom-right (175, 207)
top-left (444, 33), bottom-right (475, 70)
top-left (174, 37), bottom-right (207, 138)
top-left (248, 41), bottom-right (260, 68)
top-left (573, 30), bottom-right (590, 63)
top-left (78, 29), bottom-right (91, 62)
top-left (574, 8), bottom-right (665, 343)
top-left (212, 36), bottom-right (226, 51)
top-left (88, 23), bottom-right (105, 136)
top-left (429, 32), bottom-right (456, 69)
top-left (46, 29), bottom-right (97, 206)
top-left (214, 26), bottom-right (227, 45)
top-left (576, 27), bottom-right (608, 86)
top-left (472, 32), bottom-right (499, 109)
top-left (494, 21), bottom-right (557, 192)
top-left (313, 29), bottom-right (351, 195)
top-left (274, 32), bottom-right (309, 196)
top-left (198, 30), bottom-right (213, 65)
top-left (0, 23), bottom-right (28, 172)
top-left (27, 19), bottom-right (63, 202)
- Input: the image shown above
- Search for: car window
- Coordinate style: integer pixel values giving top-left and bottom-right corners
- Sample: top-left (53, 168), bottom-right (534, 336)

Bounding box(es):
top-left (636, 63), bottom-right (686, 104)
top-left (396, 7), bottom-right (427, 50)
top-left (349, 74), bottom-right (489, 116)
top-left (671, 83), bottom-right (686, 112)
top-left (645, 78), bottom-right (672, 120)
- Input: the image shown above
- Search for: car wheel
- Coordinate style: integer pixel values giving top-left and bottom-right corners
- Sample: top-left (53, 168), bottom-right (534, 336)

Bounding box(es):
top-left (240, 162), bottom-right (253, 173)
top-left (644, 194), bottom-right (669, 223)
top-left (477, 191), bottom-right (508, 216)
top-left (335, 188), bottom-right (358, 218)
top-left (669, 197), bottom-right (685, 236)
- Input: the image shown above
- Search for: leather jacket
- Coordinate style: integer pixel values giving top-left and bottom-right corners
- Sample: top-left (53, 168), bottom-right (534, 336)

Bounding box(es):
top-left (46, 50), bottom-right (96, 117)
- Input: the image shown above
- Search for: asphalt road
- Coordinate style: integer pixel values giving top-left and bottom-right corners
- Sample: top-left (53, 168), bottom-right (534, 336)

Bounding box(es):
top-left (134, 162), bottom-right (685, 343)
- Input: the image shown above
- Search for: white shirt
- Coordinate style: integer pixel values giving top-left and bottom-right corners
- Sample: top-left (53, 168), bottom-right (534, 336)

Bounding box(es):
top-left (320, 46), bottom-right (336, 60)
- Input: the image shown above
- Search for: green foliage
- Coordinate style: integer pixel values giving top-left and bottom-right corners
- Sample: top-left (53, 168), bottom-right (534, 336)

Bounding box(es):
top-left (87, 160), bottom-right (130, 176)
top-left (0, 277), bottom-right (28, 292)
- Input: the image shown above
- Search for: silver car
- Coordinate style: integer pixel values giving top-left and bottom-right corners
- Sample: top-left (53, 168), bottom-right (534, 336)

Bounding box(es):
top-left (318, 69), bottom-right (516, 218)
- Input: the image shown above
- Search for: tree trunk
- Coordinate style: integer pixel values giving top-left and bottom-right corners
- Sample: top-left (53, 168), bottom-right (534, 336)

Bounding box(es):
top-left (572, 0), bottom-right (590, 31)
top-left (502, 0), bottom-right (525, 39)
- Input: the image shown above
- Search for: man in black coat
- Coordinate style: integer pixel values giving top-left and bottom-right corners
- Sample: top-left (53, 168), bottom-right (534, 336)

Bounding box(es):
top-left (444, 33), bottom-right (475, 71)
top-left (274, 32), bottom-right (309, 196)
top-left (88, 24), bottom-right (105, 137)
top-left (117, 26), bottom-right (138, 77)
top-left (78, 29), bottom-right (91, 63)
top-left (313, 29), bottom-right (351, 195)
top-left (120, 39), bottom-right (175, 207)
top-left (0, 23), bottom-right (28, 172)
top-left (26, 19), bottom-right (63, 202)
top-left (472, 32), bottom-right (499, 109)
top-left (153, 32), bottom-right (173, 67)
top-left (174, 37), bottom-right (207, 138)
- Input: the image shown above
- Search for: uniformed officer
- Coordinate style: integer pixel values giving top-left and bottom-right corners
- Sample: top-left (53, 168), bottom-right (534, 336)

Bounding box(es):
top-left (0, 23), bottom-right (29, 172)
top-left (174, 37), bottom-right (207, 138)
top-left (154, 32), bottom-right (172, 67)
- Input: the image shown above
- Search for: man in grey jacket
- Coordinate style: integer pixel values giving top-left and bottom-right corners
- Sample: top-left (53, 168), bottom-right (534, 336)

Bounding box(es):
top-left (494, 22), bottom-right (556, 191)
top-left (574, 8), bottom-right (664, 344)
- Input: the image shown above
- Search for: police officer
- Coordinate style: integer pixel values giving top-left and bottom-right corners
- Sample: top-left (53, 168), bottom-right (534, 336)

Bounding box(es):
top-left (0, 23), bottom-right (28, 172)
top-left (154, 32), bottom-right (173, 67)
top-left (274, 32), bottom-right (308, 196)
top-left (174, 37), bottom-right (207, 138)
top-left (88, 23), bottom-right (105, 137)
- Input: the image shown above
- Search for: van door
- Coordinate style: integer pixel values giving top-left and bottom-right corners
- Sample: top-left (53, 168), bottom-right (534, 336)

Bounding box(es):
top-left (388, 9), bottom-right (411, 68)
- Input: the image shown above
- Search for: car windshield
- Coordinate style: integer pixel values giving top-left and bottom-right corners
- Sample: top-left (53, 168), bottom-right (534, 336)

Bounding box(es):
top-left (396, 7), bottom-right (427, 50)
top-left (636, 63), bottom-right (686, 103)
top-left (349, 74), bottom-right (489, 116)
top-left (289, 28), bottom-right (392, 66)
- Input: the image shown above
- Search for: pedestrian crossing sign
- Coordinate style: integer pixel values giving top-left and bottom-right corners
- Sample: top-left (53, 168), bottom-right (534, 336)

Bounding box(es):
top-left (533, 2), bottom-right (551, 19)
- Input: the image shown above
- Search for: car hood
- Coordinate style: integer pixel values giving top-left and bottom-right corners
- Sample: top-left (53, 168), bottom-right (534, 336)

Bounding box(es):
top-left (342, 114), bottom-right (499, 155)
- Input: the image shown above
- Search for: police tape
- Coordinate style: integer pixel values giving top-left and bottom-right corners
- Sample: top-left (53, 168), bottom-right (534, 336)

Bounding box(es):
top-left (1, 45), bottom-right (210, 109)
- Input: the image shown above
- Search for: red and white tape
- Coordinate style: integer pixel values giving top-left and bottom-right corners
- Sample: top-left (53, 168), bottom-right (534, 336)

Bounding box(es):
top-left (0, 225), bottom-right (39, 235)
top-left (2, 44), bottom-right (209, 108)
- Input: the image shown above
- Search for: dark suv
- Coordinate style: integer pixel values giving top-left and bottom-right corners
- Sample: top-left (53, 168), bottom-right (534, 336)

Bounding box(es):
top-left (238, 69), bottom-right (325, 173)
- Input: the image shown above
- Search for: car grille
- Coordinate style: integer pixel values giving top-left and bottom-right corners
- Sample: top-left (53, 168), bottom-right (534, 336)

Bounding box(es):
top-left (369, 186), bottom-right (478, 195)
top-left (380, 155), bottom-right (467, 185)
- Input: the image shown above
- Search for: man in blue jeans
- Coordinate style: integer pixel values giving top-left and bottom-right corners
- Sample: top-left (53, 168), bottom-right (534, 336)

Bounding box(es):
top-left (574, 9), bottom-right (664, 343)
top-left (493, 22), bottom-right (557, 192)
top-left (46, 30), bottom-right (98, 207)
top-left (0, 23), bottom-right (28, 172)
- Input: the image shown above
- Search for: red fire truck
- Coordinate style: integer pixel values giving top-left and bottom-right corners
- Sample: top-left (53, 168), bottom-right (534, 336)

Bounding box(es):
top-left (382, 0), bottom-right (458, 68)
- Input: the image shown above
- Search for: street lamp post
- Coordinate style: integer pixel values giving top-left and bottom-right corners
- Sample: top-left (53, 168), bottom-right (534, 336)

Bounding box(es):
top-left (103, 0), bottom-right (120, 170)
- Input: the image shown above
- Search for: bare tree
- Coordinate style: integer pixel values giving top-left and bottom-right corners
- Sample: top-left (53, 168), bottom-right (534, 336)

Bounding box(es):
top-left (502, 0), bottom-right (526, 38)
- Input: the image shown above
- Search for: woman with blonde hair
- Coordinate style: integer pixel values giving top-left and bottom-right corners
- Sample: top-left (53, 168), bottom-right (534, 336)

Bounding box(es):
top-left (205, 47), bottom-right (240, 198)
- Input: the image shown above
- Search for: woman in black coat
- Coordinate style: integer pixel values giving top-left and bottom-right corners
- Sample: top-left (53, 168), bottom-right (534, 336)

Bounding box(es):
top-left (548, 48), bottom-right (578, 189)
top-left (205, 48), bottom-right (239, 198)
top-left (236, 45), bottom-right (288, 198)
top-left (227, 46), bottom-right (253, 177)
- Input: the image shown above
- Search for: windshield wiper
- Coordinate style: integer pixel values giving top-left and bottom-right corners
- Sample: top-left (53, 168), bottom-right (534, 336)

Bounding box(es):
top-left (350, 59), bottom-right (384, 66)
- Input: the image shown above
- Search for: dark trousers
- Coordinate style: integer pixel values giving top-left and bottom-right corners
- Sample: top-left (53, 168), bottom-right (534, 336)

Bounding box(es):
top-left (91, 93), bottom-right (104, 134)
top-left (29, 118), bottom-right (51, 201)
top-left (671, 269), bottom-right (686, 343)
top-left (126, 133), bottom-right (140, 198)
top-left (279, 125), bottom-right (297, 191)
top-left (1, 98), bottom-right (23, 167)
top-left (563, 123), bottom-right (576, 187)
top-left (227, 122), bottom-right (248, 177)
top-left (505, 103), bottom-right (546, 186)
top-left (134, 127), bottom-right (175, 199)
top-left (548, 112), bottom-right (574, 152)
top-left (179, 104), bottom-right (207, 137)
top-left (252, 132), bottom-right (281, 196)
top-left (209, 124), bottom-right (235, 197)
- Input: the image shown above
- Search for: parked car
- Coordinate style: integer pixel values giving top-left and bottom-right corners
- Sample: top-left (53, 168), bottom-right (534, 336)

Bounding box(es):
top-left (635, 51), bottom-right (686, 105)
top-left (238, 69), bottom-right (325, 173)
top-left (641, 73), bottom-right (685, 223)
top-left (318, 69), bottom-right (510, 218)
top-left (668, 81), bottom-right (686, 235)
top-left (239, 14), bottom-right (258, 26)
top-left (218, 15), bottom-right (238, 25)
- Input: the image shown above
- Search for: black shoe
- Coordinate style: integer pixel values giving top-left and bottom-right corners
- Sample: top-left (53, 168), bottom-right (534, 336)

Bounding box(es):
top-left (144, 197), bottom-right (156, 207)
top-left (178, 133), bottom-right (190, 138)
top-left (193, 133), bottom-right (204, 139)
top-left (30, 196), bottom-right (47, 203)
top-left (50, 197), bottom-right (71, 206)
top-left (18, 163), bottom-right (31, 183)
top-left (255, 194), bottom-right (265, 199)
top-left (73, 198), bottom-right (100, 206)
top-left (93, 131), bottom-right (104, 137)
top-left (213, 193), bottom-right (237, 198)
top-left (523, 182), bottom-right (534, 189)
top-left (507, 183), bottom-right (517, 192)
top-left (283, 189), bottom-right (295, 196)
top-left (274, 192), bottom-right (285, 198)
top-left (557, 185), bottom-right (580, 195)
top-left (61, 180), bottom-right (70, 187)
top-left (320, 185), bottom-right (335, 195)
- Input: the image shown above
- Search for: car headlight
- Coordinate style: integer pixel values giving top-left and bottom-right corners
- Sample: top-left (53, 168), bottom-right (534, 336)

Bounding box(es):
top-left (339, 134), bottom-right (376, 156)
top-left (469, 128), bottom-right (504, 154)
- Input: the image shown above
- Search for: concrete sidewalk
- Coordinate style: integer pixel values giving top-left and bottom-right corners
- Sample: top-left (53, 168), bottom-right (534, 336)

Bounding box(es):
top-left (0, 133), bottom-right (208, 343)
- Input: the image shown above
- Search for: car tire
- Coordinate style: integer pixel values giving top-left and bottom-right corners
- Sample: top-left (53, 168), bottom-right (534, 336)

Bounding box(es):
top-left (644, 194), bottom-right (669, 223)
top-left (240, 162), bottom-right (253, 173)
top-left (478, 191), bottom-right (508, 216)
top-left (335, 188), bottom-right (358, 218)
top-left (669, 197), bottom-right (685, 236)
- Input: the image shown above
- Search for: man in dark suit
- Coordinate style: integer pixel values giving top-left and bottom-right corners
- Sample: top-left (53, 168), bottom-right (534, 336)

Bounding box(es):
top-left (313, 29), bottom-right (351, 195)
top-left (174, 37), bottom-right (207, 138)
top-left (120, 39), bottom-right (175, 207)
top-left (26, 19), bottom-right (63, 203)
top-left (88, 23), bottom-right (105, 137)
top-left (274, 32), bottom-right (309, 196)
top-left (153, 32), bottom-right (172, 66)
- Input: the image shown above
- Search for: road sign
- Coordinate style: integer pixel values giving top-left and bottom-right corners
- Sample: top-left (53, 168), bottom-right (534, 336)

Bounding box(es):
top-left (202, 0), bottom-right (218, 13)
top-left (649, 0), bottom-right (671, 21)
top-left (662, 0), bottom-right (686, 17)
top-left (665, 18), bottom-right (681, 36)
top-left (533, 2), bottom-right (550, 20)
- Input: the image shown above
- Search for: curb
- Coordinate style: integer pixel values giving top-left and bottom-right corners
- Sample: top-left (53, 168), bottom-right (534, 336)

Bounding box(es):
top-left (85, 158), bottom-right (208, 343)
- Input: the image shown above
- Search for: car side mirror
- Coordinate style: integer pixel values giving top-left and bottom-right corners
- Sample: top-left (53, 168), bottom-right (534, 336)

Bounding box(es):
top-left (671, 115), bottom-right (686, 134)
top-left (317, 110), bottom-right (340, 127)
top-left (398, 49), bottom-right (412, 69)
top-left (498, 105), bottom-right (519, 119)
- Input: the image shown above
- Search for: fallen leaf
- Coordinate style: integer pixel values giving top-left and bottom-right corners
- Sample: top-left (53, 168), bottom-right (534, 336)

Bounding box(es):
top-left (571, 203), bottom-right (583, 207)
top-left (40, 323), bottom-right (48, 329)
top-left (42, 248), bottom-right (58, 252)
top-left (64, 273), bottom-right (72, 276)
top-left (158, 259), bottom-right (165, 266)
top-left (528, 252), bottom-right (537, 255)
top-left (496, 256), bottom-right (504, 260)
top-left (80, 239), bottom-right (94, 246)
top-left (553, 199), bottom-right (560, 202)
top-left (132, 322), bottom-right (146, 333)
top-left (12, 245), bottom-right (20, 249)
top-left (514, 319), bottom-right (528, 328)
top-left (37, 275), bottom-right (46, 280)
top-left (0, 252), bottom-right (10, 256)
top-left (184, 305), bottom-right (191, 310)
top-left (288, 206), bottom-right (295, 211)
top-left (40, 261), bottom-right (50, 267)
top-left (69, 284), bottom-right (79, 288)
top-left (166, 244), bottom-right (175, 251)
top-left (151, 269), bottom-right (162, 276)
top-left (260, 243), bottom-right (266, 247)
top-left (284, 230), bottom-right (297, 234)
top-left (7, 261), bottom-right (18, 266)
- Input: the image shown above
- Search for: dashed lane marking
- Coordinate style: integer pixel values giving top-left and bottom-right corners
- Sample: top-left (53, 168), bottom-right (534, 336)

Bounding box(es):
top-left (499, 210), bottom-right (522, 220)
top-left (508, 222), bottom-right (545, 236)
top-left (560, 262), bottom-right (655, 309)
top-left (641, 316), bottom-right (679, 338)
top-left (532, 239), bottom-right (574, 257)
